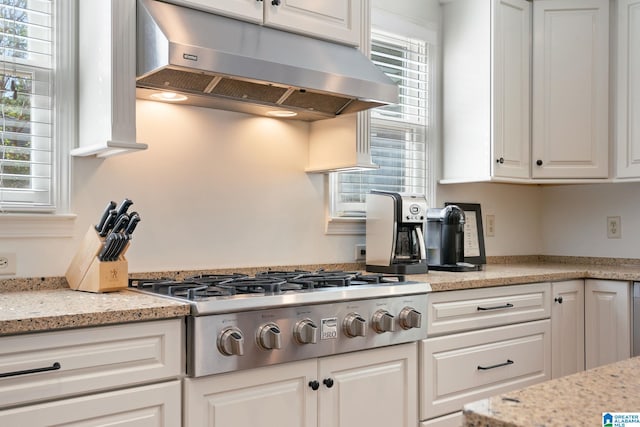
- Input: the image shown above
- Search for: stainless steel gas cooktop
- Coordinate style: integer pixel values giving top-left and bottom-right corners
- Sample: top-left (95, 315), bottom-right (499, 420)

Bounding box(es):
top-left (129, 270), bottom-right (431, 376)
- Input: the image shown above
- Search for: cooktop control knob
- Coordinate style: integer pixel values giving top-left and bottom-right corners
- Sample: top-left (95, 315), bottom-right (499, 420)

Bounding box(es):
top-left (399, 307), bottom-right (422, 330)
top-left (343, 313), bottom-right (367, 338)
top-left (218, 327), bottom-right (245, 356)
top-left (257, 323), bottom-right (282, 350)
top-left (372, 309), bottom-right (396, 333)
top-left (294, 318), bottom-right (318, 344)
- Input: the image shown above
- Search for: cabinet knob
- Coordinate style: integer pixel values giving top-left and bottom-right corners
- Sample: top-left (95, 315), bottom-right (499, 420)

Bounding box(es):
top-left (554, 296), bottom-right (563, 304)
top-left (536, 159), bottom-right (543, 166)
top-left (497, 157), bottom-right (504, 164)
top-left (308, 380), bottom-right (320, 391)
top-left (323, 378), bottom-right (334, 388)
top-left (271, 0), bottom-right (281, 5)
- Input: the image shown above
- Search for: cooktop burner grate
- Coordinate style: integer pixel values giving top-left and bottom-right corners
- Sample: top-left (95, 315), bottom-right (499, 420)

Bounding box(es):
top-left (128, 270), bottom-right (409, 301)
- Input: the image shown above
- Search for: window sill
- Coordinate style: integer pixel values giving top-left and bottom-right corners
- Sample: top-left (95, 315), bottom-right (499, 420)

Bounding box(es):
top-left (0, 213), bottom-right (77, 238)
top-left (326, 217), bottom-right (365, 235)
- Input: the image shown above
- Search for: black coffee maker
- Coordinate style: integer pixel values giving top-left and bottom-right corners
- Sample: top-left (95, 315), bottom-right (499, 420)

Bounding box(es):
top-left (426, 205), bottom-right (480, 272)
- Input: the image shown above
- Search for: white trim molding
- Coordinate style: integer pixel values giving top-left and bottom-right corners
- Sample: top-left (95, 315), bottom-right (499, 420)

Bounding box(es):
top-left (0, 214), bottom-right (77, 238)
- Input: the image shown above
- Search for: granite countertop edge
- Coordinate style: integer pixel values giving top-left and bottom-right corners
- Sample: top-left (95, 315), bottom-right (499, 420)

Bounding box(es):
top-left (462, 356), bottom-right (640, 427)
top-left (2, 260), bottom-right (640, 336)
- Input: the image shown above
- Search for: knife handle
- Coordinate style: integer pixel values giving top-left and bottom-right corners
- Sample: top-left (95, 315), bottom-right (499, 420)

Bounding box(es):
top-left (115, 198), bottom-right (134, 218)
top-left (95, 201), bottom-right (116, 233)
top-left (125, 212), bottom-right (141, 235)
top-left (97, 233), bottom-right (117, 262)
top-left (98, 210), bottom-right (118, 237)
top-left (112, 214), bottom-right (130, 234)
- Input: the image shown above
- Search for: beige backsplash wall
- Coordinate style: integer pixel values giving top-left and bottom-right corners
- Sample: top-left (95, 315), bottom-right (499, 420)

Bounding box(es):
top-left (435, 183), bottom-right (544, 256)
top-left (540, 182), bottom-right (640, 258)
top-left (3, 101), bottom-right (640, 277)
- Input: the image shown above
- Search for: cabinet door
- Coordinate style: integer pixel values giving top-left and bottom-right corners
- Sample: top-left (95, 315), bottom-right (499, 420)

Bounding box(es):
top-left (0, 319), bottom-right (182, 409)
top-left (184, 359), bottom-right (317, 427)
top-left (421, 320), bottom-right (550, 420)
top-left (551, 280), bottom-right (585, 378)
top-left (532, 0), bottom-right (609, 178)
top-left (0, 381), bottom-right (180, 426)
top-left (168, 0), bottom-right (263, 22)
top-left (585, 280), bottom-right (631, 369)
top-left (318, 343), bottom-right (417, 427)
top-left (616, 0), bottom-right (640, 178)
top-left (493, 0), bottom-right (531, 179)
top-left (265, 0), bottom-right (362, 46)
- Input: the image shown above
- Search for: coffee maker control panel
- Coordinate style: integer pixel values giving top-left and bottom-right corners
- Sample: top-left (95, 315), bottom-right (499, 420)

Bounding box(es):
top-left (401, 198), bottom-right (426, 224)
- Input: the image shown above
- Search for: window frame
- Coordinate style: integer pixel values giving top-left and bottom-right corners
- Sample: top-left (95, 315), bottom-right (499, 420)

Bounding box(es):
top-left (0, 0), bottom-right (76, 237)
top-left (326, 8), bottom-right (438, 235)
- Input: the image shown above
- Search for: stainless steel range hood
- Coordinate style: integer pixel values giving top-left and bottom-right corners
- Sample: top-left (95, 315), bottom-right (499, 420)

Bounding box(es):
top-left (136, 0), bottom-right (398, 121)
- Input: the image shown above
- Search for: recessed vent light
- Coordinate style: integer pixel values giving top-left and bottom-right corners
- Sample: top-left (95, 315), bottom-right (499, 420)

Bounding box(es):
top-left (266, 110), bottom-right (298, 118)
top-left (150, 91), bottom-right (188, 102)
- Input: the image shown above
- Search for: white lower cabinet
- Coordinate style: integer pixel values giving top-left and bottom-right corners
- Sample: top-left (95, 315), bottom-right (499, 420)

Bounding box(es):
top-left (585, 280), bottom-right (632, 369)
top-left (420, 319), bottom-right (551, 421)
top-left (420, 411), bottom-right (462, 427)
top-left (0, 319), bottom-right (184, 426)
top-left (0, 380), bottom-right (181, 426)
top-left (551, 280), bottom-right (585, 378)
top-left (184, 342), bottom-right (417, 427)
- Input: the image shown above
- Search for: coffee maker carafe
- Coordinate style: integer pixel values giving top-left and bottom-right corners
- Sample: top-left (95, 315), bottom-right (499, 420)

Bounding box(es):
top-left (426, 205), bottom-right (480, 272)
top-left (365, 191), bottom-right (428, 275)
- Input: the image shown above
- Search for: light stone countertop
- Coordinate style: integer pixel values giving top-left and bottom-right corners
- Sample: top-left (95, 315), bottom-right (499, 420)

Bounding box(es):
top-left (0, 289), bottom-right (190, 336)
top-left (412, 262), bottom-right (640, 292)
top-left (2, 260), bottom-right (640, 336)
top-left (463, 356), bottom-right (640, 427)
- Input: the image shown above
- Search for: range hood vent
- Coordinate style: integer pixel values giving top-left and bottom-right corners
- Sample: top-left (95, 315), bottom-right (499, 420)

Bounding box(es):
top-left (136, 0), bottom-right (398, 121)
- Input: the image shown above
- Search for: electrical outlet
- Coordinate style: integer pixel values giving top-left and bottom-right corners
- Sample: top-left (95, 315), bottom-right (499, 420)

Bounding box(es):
top-left (607, 216), bottom-right (622, 239)
top-left (0, 253), bottom-right (16, 275)
top-left (355, 244), bottom-right (366, 261)
top-left (486, 215), bottom-right (495, 237)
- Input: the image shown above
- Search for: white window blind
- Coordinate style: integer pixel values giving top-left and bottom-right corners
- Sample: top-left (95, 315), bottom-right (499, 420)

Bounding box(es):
top-left (0, 0), bottom-right (54, 211)
top-left (332, 29), bottom-right (430, 217)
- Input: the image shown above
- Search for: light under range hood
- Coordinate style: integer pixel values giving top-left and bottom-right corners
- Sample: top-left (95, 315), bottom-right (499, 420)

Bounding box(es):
top-left (136, 0), bottom-right (398, 121)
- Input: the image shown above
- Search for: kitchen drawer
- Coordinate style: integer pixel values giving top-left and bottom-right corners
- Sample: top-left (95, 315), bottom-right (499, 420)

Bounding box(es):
top-left (427, 283), bottom-right (551, 336)
top-left (420, 411), bottom-right (462, 427)
top-left (420, 319), bottom-right (551, 420)
top-left (0, 380), bottom-right (181, 426)
top-left (0, 319), bottom-right (183, 409)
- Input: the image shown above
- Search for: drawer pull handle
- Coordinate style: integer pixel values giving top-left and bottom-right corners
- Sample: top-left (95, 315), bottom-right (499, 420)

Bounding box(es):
top-left (0, 362), bottom-right (61, 378)
top-left (477, 303), bottom-right (514, 311)
top-left (477, 359), bottom-right (514, 370)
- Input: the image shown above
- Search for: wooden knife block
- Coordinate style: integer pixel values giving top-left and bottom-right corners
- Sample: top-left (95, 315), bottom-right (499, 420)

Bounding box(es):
top-left (65, 226), bottom-right (129, 293)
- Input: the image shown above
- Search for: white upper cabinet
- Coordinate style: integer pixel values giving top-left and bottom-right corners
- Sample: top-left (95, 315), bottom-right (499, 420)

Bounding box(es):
top-left (531, 0), bottom-right (609, 179)
top-left (169, 0), bottom-right (363, 46)
top-left (441, 0), bottom-right (531, 182)
top-left (442, 0), bottom-right (611, 183)
top-left (493, 0), bottom-right (532, 180)
top-left (615, 0), bottom-right (640, 179)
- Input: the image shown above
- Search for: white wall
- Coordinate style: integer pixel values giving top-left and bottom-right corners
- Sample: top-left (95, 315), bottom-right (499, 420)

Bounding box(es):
top-left (541, 182), bottom-right (640, 258)
top-left (5, 0), bottom-right (636, 278)
top-left (69, 101), bottom-right (364, 274)
top-left (436, 183), bottom-right (544, 256)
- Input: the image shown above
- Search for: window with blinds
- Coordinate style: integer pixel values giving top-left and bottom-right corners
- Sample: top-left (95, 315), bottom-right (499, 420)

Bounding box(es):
top-left (332, 29), bottom-right (430, 217)
top-left (0, 0), bottom-right (54, 211)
